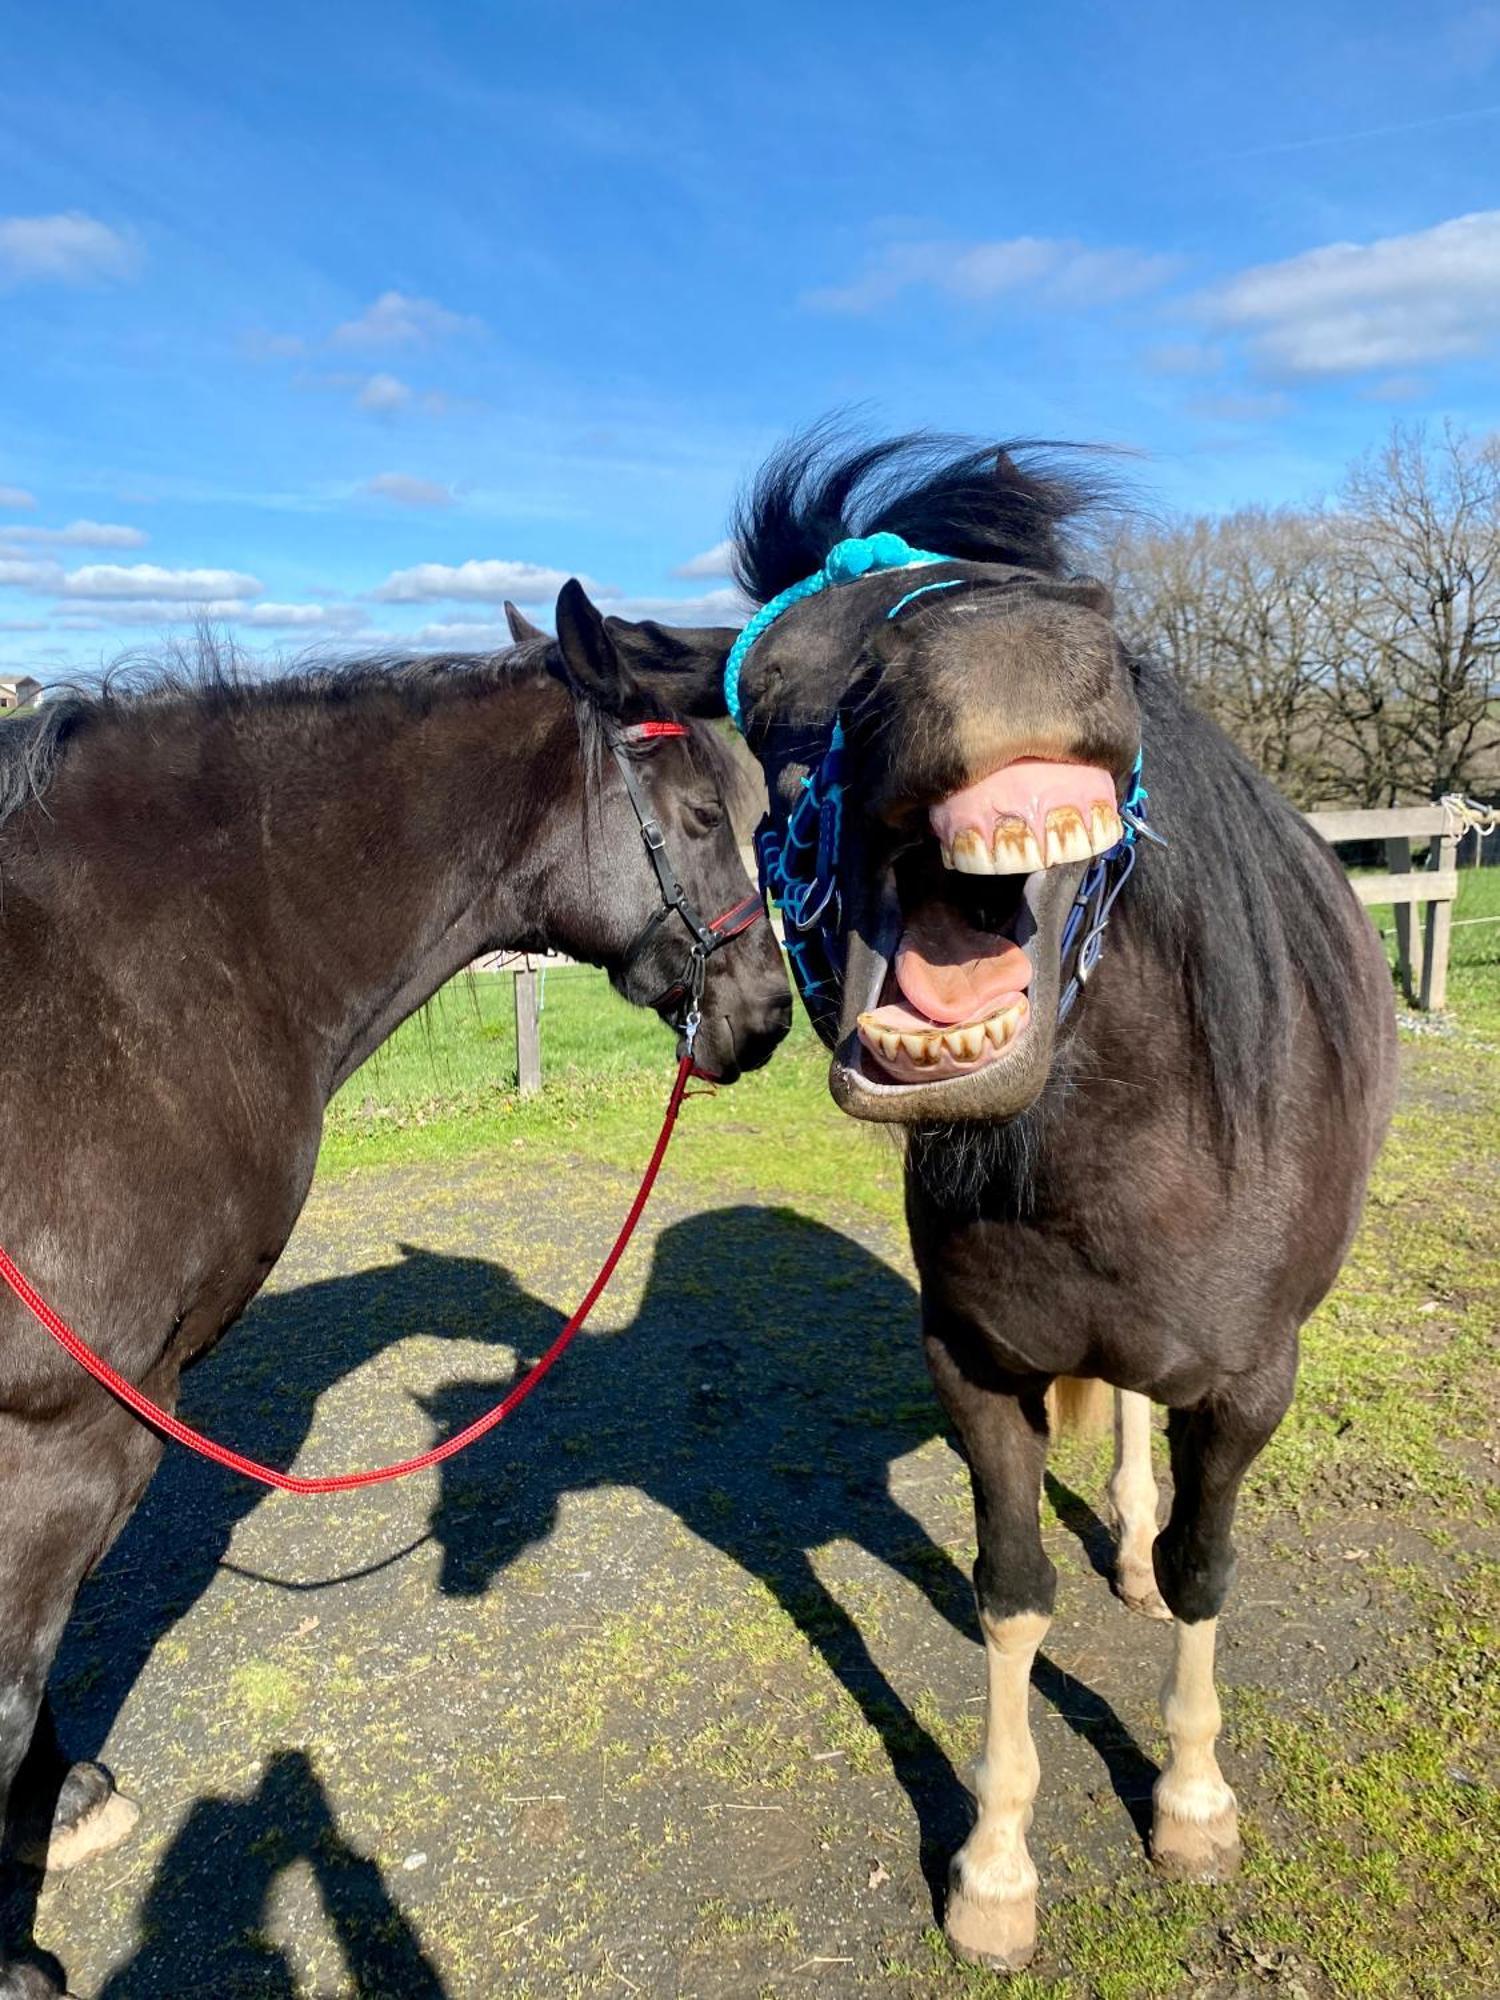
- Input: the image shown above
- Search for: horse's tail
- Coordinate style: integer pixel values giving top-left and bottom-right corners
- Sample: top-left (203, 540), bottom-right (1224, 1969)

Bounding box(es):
top-left (1046, 1376), bottom-right (1112, 1439)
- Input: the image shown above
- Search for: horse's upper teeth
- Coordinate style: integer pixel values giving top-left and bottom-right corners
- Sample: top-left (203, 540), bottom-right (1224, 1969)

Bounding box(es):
top-left (992, 818), bottom-right (1044, 874)
top-left (937, 803), bottom-right (1119, 875)
top-left (1044, 805), bottom-right (1094, 866)
top-left (949, 829), bottom-right (991, 874)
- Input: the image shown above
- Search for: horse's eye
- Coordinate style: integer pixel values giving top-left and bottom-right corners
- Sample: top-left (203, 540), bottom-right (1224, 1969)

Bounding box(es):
top-left (687, 798), bottom-right (725, 833)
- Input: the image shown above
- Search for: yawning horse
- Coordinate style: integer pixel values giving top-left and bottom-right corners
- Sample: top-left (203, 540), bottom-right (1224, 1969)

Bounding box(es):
top-left (0, 603), bottom-right (790, 1999)
top-left (563, 431), bottom-right (1398, 1971)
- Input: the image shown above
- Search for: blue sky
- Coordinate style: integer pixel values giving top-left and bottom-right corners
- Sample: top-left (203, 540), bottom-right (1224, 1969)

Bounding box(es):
top-left (3, 0), bottom-right (1499, 677)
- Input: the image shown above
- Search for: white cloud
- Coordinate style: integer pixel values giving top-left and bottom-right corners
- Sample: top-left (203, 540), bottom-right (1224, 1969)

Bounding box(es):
top-left (0, 617), bottom-right (47, 632)
top-left (603, 588), bottom-right (748, 626)
top-left (673, 539), bottom-right (737, 580)
top-left (1185, 389), bottom-right (1292, 423)
top-left (361, 472), bottom-right (455, 507)
top-left (410, 619), bottom-right (519, 648)
top-left (1143, 340), bottom-right (1225, 377)
top-left (332, 291), bottom-right (481, 348)
top-left (234, 601), bottom-right (366, 630)
top-left (0, 485), bottom-right (36, 510)
top-left (357, 373), bottom-right (413, 414)
top-left (241, 329), bottom-right (307, 361)
top-left (405, 586), bottom-right (749, 640)
top-left (604, 584), bottom-right (752, 624)
top-left (0, 520), bottom-right (147, 550)
top-left (0, 559), bottom-right (63, 590)
top-left (47, 598), bottom-right (363, 631)
top-left (372, 558), bottom-right (596, 605)
top-left (1197, 209), bottom-right (1500, 376)
top-left (60, 564), bottom-right (263, 602)
top-left (808, 235), bottom-right (1181, 313)
top-left (0, 212), bottom-right (140, 288)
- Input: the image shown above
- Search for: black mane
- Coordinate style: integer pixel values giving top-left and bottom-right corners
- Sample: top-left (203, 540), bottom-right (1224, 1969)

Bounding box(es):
top-left (731, 424), bottom-right (1103, 603)
top-left (0, 634), bottom-right (730, 834)
top-left (1120, 661), bottom-right (1370, 1138)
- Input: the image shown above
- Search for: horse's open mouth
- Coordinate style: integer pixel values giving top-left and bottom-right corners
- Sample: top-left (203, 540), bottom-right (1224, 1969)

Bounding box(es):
top-left (849, 758), bottom-right (1120, 1091)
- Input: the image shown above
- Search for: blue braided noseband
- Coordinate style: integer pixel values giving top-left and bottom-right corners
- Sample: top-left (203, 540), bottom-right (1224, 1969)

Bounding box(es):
top-left (727, 534), bottom-right (1162, 1040)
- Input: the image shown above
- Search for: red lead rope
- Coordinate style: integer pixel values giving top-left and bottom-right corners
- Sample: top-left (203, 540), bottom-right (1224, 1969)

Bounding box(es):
top-left (0, 1053), bottom-right (696, 1494)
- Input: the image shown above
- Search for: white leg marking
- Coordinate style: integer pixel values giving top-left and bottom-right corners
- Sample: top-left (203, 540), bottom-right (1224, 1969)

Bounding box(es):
top-left (1109, 1390), bottom-right (1170, 1620)
top-left (945, 1610), bottom-right (1048, 1969)
top-left (1151, 1617), bottom-right (1241, 1880)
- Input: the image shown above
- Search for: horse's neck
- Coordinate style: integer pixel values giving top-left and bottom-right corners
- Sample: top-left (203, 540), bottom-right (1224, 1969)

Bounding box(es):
top-left (257, 680), bottom-right (580, 1093)
top-left (64, 676), bottom-right (579, 1098)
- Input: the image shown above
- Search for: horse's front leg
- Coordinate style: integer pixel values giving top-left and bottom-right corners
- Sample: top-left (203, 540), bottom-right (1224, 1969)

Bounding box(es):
top-left (1, 1424), bottom-right (153, 1998)
top-left (924, 1324), bottom-right (1054, 1973)
top-left (1149, 1363), bottom-right (1292, 1880)
top-left (1109, 1389), bottom-right (1171, 1620)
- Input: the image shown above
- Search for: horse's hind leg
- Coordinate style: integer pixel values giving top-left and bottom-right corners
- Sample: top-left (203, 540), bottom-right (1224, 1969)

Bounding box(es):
top-left (1149, 1363), bottom-right (1293, 1881)
top-left (1109, 1390), bottom-right (1171, 1620)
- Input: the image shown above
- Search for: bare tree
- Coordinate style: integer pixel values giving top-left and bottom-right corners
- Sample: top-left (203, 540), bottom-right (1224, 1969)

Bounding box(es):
top-left (1105, 423), bottom-right (1500, 808)
top-left (1106, 509), bottom-right (1337, 805)
top-left (1322, 423), bottom-right (1500, 804)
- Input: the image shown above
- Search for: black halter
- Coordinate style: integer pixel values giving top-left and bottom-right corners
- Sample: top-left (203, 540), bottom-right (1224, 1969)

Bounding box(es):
top-left (609, 722), bottom-right (764, 1053)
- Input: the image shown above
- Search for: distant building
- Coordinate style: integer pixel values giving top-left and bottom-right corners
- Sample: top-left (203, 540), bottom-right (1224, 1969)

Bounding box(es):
top-left (0, 675), bottom-right (42, 711)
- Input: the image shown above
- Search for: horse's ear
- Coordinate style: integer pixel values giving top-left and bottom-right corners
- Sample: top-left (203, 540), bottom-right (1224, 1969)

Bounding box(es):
top-left (601, 617), bottom-right (738, 719)
top-left (552, 579), bottom-right (642, 715)
top-left (504, 600), bottom-right (547, 645)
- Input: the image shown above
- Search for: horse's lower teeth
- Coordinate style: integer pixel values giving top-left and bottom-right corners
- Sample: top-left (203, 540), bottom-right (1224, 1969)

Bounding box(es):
top-left (862, 999), bottom-right (1027, 1068)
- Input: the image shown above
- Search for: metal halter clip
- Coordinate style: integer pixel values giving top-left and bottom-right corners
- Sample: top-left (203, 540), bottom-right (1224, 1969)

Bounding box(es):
top-left (681, 943), bottom-right (708, 1056)
top-left (1121, 809), bottom-right (1168, 848)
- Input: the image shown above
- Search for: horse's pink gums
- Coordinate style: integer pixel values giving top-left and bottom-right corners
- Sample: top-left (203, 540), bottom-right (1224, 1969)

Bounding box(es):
top-left (929, 757), bottom-right (1117, 848)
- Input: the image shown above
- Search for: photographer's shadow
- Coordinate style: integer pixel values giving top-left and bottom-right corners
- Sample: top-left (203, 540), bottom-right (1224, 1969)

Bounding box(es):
top-left (97, 1750), bottom-right (445, 1999)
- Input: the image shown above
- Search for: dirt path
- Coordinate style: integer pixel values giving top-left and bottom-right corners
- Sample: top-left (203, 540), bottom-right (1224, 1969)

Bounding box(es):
top-left (9, 1058), bottom-right (1498, 1999)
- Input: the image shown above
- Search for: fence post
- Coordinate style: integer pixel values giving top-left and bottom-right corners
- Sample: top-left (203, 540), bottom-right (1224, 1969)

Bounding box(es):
top-left (515, 966), bottom-right (542, 1094)
top-left (1419, 831), bottom-right (1455, 1012)
top-left (1385, 835), bottom-right (1423, 1003)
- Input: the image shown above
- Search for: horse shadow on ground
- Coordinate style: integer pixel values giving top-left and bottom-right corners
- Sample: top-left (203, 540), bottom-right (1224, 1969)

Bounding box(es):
top-left (21, 1205), bottom-right (1157, 1992)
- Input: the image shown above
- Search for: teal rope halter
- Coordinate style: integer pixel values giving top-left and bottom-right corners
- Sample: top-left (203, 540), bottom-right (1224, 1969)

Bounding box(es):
top-left (723, 531), bottom-right (949, 732)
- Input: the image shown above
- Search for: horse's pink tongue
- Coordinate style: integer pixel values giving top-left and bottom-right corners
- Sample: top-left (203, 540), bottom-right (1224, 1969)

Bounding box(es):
top-left (892, 907), bottom-right (1031, 1026)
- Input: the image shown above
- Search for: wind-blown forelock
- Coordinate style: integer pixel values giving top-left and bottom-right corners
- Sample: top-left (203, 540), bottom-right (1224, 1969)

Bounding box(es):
top-left (731, 423), bottom-right (1105, 604)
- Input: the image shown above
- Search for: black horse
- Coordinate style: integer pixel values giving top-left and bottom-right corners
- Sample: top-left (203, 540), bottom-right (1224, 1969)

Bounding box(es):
top-left (560, 431), bottom-right (1398, 1971)
top-left (0, 605), bottom-right (790, 1999)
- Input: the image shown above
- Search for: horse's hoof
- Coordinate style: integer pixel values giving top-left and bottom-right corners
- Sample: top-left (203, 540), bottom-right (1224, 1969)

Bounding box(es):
top-left (17, 1778), bottom-right (140, 1873)
top-left (1115, 1565), bottom-right (1173, 1621)
top-left (0, 1964), bottom-right (70, 1999)
top-left (1150, 1804), bottom-right (1241, 1882)
top-left (944, 1882), bottom-right (1037, 1972)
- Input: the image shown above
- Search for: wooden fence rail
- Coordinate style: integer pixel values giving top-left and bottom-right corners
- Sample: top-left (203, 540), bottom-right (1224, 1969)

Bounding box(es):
top-left (1303, 804), bottom-right (1457, 1010)
top-left (481, 815), bottom-right (1466, 1091)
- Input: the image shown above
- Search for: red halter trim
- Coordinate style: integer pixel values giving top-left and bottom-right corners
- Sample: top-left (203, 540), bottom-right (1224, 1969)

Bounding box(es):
top-left (622, 720), bottom-right (690, 740)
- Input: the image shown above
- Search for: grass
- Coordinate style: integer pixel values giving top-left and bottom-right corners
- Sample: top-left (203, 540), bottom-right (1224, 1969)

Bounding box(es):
top-left (321, 963), bottom-right (905, 1218)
